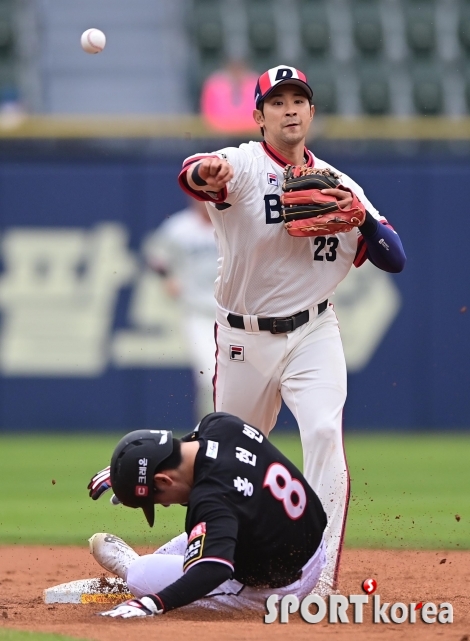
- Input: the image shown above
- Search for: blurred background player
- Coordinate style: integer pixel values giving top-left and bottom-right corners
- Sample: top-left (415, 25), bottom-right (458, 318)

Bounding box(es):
top-left (201, 58), bottom-right (259, 133)
top-left (143, 199), bottom-right (218, 420)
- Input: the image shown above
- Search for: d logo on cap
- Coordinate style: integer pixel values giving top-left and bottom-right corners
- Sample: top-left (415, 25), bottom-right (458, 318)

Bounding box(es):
top-left (275, 68), bottom-right (294, 81)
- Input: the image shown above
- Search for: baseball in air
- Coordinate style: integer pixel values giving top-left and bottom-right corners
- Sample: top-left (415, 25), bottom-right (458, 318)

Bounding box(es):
top-left (81, 28), bottom-right (106, 54)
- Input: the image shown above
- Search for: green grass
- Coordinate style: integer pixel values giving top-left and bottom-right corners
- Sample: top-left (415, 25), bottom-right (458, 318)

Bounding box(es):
top-left (278, 432), bottom-right (470, 549)
top-left (0, 631), bottom-right (91, 641)
top-left (0, 433), bottom-right (468, 549)
top-left (343, 433), bottom-right (470, 548)
top-left (0, 434), bottom-right (185, 547)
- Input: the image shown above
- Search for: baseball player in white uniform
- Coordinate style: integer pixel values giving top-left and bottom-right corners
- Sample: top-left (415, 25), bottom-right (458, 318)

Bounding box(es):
top-left (177, 65), bottom-right (406, 594)
top-left (143, 200), bottom-right (218, 419)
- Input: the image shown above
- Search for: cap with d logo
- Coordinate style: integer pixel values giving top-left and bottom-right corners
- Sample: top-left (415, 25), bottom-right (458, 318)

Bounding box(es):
top-left (254, 65), bottom-right (313, 108)
top-left (110, 429), bottom-right (173, 527)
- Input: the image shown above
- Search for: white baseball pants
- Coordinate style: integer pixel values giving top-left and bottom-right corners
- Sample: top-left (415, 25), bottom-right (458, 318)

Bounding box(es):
top-left (184, 312), bottom-right (217, 419)
top-left (126, 533), bottom-right (327, 612)
top-left (213, 304), bottom-right (349, 591)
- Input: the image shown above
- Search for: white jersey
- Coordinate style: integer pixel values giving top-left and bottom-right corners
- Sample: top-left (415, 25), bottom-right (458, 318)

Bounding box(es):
top-left (180, 141), bottom-right (385, 317)
top-left (143, 207), bottom-right (218, 316)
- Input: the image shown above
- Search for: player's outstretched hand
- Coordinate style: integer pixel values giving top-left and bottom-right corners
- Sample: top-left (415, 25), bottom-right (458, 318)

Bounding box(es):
top-left (88, 466), bottom-right (121, 506)
top-left (188, 158), bottom-right (234, 191)
top-left (98, 597), bottom-right (162, 618)
top-left (88, 465), bottom-right (111, 500)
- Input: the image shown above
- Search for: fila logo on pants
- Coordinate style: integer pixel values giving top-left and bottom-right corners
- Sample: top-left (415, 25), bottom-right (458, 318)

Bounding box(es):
top-left (230, 345), bottom-right (244, 362)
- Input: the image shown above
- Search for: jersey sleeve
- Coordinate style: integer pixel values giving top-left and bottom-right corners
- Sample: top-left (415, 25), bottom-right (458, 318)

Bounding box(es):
top-left (353, 219), bottom-right (397, 268)
top-left (337, 170), bottom-right (396, 268)
top-left (152, 562), bottom-right (233, 613)
top-left (178, 147), bottom-right (252, 206)
top-left (184, 495), bottom-right (238, 573)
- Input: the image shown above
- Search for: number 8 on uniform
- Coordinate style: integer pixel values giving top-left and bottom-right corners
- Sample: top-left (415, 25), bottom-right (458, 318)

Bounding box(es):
top-left (263, 463), bottom-right (306, 520)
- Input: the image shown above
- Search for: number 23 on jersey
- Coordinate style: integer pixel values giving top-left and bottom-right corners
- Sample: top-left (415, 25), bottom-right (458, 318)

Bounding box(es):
top-left (264, 195), bottom-right (338, 261)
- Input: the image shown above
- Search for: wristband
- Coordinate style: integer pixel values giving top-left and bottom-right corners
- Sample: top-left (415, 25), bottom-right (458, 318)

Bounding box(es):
top-left (358, 210), bottom-right (378, 237)
top-left (191, 164), bottom-right (208, 187)
top-left (145, 594), bottom-right (165, 614)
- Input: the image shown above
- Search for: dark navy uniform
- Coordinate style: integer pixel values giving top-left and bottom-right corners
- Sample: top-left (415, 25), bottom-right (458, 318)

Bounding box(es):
top-left (181, 412), bottom-right (327, 588)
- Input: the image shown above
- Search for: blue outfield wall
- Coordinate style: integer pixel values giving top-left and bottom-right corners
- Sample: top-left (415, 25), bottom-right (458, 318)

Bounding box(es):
top-left (0, 145), bottom-right (468, 432)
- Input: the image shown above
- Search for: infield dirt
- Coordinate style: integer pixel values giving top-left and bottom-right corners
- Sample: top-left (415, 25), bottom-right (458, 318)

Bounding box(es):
top-left (0, 545), bottom-right (468, 641)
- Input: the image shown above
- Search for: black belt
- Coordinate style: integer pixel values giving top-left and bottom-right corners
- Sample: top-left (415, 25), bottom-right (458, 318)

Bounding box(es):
top-left (227, 300), bottom-right (328, 334)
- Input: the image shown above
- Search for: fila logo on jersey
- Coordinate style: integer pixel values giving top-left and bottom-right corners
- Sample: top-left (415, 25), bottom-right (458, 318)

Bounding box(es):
top-left (230, 345), bottom-right (244, 361)
top-left (267, 173), bottom-right (279, 186)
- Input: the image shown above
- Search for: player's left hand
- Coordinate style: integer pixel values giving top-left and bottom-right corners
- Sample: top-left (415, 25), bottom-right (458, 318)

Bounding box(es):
top-left (281, 166), bottom-right (366, 237)
top-left (87, 466), bottom-right (121, 505)
top-left (98, 597), bottom-right (162, 618)
top-left (320, 187), bottom-right (353, 210)
top-left (88, 465), bottom-right (112, 500)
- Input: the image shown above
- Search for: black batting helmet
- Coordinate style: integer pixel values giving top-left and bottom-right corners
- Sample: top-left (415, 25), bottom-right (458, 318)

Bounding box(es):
top-left (110, 429), bottom-right (174, 527)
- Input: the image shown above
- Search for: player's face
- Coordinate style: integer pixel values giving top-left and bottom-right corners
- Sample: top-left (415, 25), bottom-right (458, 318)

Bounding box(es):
top-left (254, 85), bottom-right (314, 145)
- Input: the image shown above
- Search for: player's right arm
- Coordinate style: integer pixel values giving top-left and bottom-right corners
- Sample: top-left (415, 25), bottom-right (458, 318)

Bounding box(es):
top-left (178, 148), bottom-right (251, 205)
top-left (99, 562), bottom-right (232, 618)
top-left (186, 157), bottom-right (234, 193)
top-left (100, 499), bottom-right (238, 618)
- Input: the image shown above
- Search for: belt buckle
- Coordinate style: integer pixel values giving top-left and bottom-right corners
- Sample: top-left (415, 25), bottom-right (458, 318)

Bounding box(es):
top-left (270, 316), bottom-right (294, 334)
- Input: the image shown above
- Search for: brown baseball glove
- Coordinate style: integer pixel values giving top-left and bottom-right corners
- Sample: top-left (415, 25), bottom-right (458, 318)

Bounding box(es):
top-left (281, 165), bottom-right (366, 237)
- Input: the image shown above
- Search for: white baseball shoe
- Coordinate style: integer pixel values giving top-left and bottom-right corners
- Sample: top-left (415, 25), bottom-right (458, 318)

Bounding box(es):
top-left (88, 533), bottom-right (139, 580)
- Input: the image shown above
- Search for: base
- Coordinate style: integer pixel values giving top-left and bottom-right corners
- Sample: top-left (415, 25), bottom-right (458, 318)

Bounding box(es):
top-left (44, 577), bottom-right (132, 604)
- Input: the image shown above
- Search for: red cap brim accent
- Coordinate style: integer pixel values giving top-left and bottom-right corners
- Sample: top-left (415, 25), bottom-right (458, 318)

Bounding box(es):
top-left (256, 78), bottom-right (313, 107)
